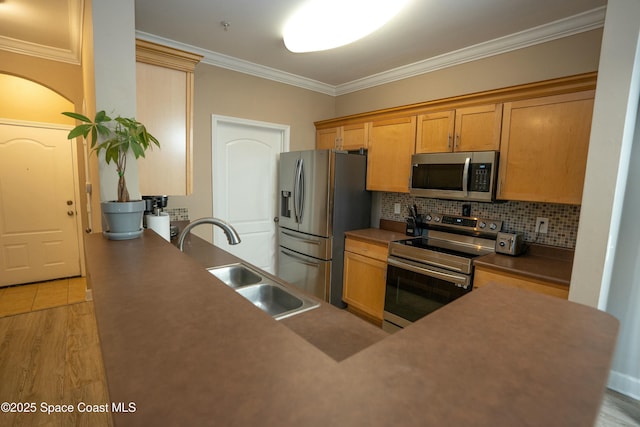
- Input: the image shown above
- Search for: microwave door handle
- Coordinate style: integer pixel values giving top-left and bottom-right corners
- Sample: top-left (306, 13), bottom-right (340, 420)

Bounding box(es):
top-left (462, 157), bottom-right (470, 194)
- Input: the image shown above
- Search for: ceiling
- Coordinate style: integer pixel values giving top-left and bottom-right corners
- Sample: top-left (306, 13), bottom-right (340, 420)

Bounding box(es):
top-left (0, 0), bottom-right (607, 95)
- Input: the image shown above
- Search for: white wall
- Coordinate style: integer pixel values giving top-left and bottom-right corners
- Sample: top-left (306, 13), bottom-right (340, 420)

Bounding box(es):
top-left (570, 0), bottom-right (640, 399)
top-left (92, 0), bottom-right (140, 202)
top-left (607, 105), bottom-right (640, 399)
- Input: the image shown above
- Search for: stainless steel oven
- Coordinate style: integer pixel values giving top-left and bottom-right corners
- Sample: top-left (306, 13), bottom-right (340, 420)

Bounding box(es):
top-left (383, 213), bottom-right (502, 333)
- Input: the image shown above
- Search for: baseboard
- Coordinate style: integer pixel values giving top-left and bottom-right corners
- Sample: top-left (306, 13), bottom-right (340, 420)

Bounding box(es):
top-left (608, 370), bottom-right (640, 400)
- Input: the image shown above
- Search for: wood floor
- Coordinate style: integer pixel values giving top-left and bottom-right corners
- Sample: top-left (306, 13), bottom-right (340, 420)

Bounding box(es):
top-left (599, 389), bottom-right (640, 426)
top-left (0, 291), bottom-right (637, 426)
top-left (0, 302), bottom-right (112, 426)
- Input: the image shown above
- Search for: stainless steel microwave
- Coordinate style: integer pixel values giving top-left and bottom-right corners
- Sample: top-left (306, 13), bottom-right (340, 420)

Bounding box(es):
top-left (409, 151), bottom-right (499, 202)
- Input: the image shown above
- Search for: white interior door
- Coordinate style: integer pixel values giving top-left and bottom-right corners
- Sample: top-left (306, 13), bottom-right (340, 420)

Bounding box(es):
top-left (0, 122), bottom-right (81, 287)
top-left (212, 116), bottom-right (289, 274)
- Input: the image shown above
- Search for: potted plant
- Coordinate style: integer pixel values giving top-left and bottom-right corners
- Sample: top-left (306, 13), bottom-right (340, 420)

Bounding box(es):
top-left (63, 110), bottom-right (160, 239)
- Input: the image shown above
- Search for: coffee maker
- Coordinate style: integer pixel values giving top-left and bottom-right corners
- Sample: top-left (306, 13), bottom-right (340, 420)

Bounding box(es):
top-left (142, 195), bottom-right (168, 223)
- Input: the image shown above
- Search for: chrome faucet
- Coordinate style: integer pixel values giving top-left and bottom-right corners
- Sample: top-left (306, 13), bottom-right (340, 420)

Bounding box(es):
top-left (177, 217), bottom-right (241, 251)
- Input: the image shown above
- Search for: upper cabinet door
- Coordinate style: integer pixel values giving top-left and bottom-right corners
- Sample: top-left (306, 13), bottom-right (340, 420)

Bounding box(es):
top-left (340, 123), bottom-right (368, 151)
top-left (366, 116), bottom-right (417, 193)
top-left (316, 127), bottom-right (339, 150)
top-left (454, 104), bottom-right (502, 152)
top-left (416, 104), bottom-right (501, 153)
top-left (316, 123), bottom-right (368, 151)
top-left (498, 91), bottom-right (595, 204)
top-left (415, 110), bottom-right (455, 153)
top-left (135, 40), bottom-right (202, 196)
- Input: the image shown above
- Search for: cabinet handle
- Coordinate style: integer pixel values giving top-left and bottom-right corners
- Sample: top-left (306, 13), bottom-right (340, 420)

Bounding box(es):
top-left (448, 133), bottom-right (452, 149)
top-left (455, 134), bottom-right (460, 148)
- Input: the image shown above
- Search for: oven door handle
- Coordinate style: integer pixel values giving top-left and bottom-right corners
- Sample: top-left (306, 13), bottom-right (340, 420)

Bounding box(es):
top-left (388, 250), bottom-right (465, 273)
top-left (387, 257), bottom-right (469, 286)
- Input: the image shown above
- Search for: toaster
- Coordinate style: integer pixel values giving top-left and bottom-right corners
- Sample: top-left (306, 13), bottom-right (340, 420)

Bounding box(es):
top-left (495, 232), bottom-right (525, 256)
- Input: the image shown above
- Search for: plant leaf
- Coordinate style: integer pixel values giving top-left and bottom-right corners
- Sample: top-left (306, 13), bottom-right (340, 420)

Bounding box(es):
top-left (130, 140), bottom-right (145, 158)
top-left (95, 110), bottom-right (111, 123)
top-left (62, 111), bottom-right (91, 123)
top-left (67, 124), bottom-right (91, 140)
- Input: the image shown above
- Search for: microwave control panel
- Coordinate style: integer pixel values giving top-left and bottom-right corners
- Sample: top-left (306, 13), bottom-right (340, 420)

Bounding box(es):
top-left (469, 163), bottom-right (492, 192)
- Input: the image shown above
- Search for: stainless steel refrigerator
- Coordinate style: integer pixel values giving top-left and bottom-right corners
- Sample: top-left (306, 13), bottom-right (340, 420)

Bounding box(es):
top-left (277, 149), bottom-right (371, 307)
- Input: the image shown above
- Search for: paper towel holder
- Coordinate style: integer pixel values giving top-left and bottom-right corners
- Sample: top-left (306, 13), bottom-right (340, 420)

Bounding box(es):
top-left (143, 195), bottom-right (168, 226)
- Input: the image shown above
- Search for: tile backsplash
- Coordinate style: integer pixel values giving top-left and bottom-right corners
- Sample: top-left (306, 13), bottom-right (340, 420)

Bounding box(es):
top-left (379, 193), bottom-right (580, 249)
top-left (165, 207), bottom-right (190, 221)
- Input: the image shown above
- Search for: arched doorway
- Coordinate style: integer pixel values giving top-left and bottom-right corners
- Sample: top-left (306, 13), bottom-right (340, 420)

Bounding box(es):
top-left (0, 74), bottom-right (84, 287)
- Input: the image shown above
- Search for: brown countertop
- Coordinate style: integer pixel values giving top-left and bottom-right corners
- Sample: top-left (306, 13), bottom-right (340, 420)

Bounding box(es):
top-left (179, 233), bottom-right (388, 362)
top-left (474, 244), bottom-right (574, 286)
top-left (344, 228), bottom-right (407, 245)
top-left (86, 230), bottom-right (618, 426)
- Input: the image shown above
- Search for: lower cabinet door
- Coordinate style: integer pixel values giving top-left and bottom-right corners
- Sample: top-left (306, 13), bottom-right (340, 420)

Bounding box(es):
top-left (342, 250), bottom-right (386, 320)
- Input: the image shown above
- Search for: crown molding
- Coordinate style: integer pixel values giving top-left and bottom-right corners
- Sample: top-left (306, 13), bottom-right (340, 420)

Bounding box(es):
top-left (335, 6), bottom-right (606, 95)
top-left (135, 31), bottom-right (336, 96)
top-left (136, 6), bottom-right (606, 97)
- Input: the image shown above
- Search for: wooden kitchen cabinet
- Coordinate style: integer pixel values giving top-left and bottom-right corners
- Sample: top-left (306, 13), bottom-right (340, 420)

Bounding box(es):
top-left (474, 265), bottom-right (569, 299)
top-left (316, 123), bottom-right (368, 150)
top-left (316, 127), bottom-right (339, 149)
top-left (498, 91), bottom-right (594, 204)
top-left (415, 104), bottom-right (502, 153)
top-left (415, 110), bottom-right (455, 153)
top-left (366, 116), bottom-right (416, 192)
top-left (343, 237), bottom-right (388, 325)
top-left (135, 39), bottom-right (202, 196)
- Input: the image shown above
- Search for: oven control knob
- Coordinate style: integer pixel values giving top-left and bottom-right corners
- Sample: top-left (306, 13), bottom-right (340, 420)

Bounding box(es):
top-left (489, 223), bottom-right (497, 230)
top-left (425, 215), bottom-right (432, 221)
top-left (434, 216), bottom-right (441, 222)
top-left (478, 221), bottom-right (486, 228)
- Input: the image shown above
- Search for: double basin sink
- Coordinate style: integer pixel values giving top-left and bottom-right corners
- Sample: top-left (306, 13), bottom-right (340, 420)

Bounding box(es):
top-left (207, 263), bottom-right (319, 320)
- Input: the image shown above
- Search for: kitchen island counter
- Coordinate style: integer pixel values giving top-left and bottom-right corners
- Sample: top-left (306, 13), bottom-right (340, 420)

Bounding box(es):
top-left (86, 231), bottom-right (617, 426)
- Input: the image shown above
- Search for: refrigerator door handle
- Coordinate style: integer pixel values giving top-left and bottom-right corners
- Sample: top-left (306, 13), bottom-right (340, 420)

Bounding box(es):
top-left (293, 158), bottom-right (301, 222)
top-left (298, 158), bottom-right (305, 223)
top-left (280, 248), bottom-right (319, 268)
top-left (281, 230), bottom-right (320, 245)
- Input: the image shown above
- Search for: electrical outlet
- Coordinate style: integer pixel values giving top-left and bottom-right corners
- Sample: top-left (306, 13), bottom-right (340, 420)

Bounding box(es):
top-left (535, 217), bottom-right (549, 234)
top-left (394, 203), bottom-right (401, 214)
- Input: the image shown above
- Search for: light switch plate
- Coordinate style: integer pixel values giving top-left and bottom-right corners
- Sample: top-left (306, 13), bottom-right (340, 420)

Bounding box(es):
top-left (394, 203), bottom-right (401, 214)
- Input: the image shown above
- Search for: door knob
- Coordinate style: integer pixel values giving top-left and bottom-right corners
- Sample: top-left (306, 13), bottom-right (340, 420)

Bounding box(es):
top-left (67, 210), bottom-right (74, 216)
top-left (274, 217), bottom-right (279, 222)
top-left (67, 200), bottom-right (73, 205)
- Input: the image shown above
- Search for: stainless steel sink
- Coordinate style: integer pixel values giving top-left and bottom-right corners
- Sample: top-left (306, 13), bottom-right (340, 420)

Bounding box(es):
top-left (207, 264), bottom-right (319, 320)
top-left (237, 283), bottom-right (318, 320)
top-left (207, 263), bottom-right (262, 288)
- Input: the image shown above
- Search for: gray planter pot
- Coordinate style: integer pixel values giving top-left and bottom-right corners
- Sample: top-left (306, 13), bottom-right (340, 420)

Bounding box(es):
top-left (101, 200), bottom-right (145, 240)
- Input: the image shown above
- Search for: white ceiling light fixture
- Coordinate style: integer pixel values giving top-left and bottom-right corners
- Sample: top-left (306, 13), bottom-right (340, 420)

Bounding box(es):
top-left (283, 0), bottom-right (411, 53)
